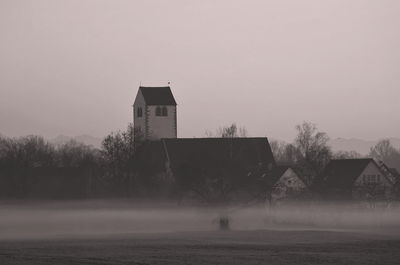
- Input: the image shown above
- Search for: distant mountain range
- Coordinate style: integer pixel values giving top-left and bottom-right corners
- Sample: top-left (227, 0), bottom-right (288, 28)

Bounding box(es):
top-left (328, 138), bottom-right (400, 155)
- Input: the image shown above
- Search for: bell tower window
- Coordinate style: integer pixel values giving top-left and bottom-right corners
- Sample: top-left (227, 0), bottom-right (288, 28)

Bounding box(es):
top-left (162, 106), bottom-right (168, 116)
top-left (137, 107), bottom-right (143, 117)
top-left (156, 106), bottom-right (162, 116)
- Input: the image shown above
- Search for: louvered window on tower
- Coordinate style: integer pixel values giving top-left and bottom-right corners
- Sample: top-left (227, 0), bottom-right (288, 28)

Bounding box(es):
top-left (156, 106), bottom-right (162, 116)
top-left (162, 106), bottom-right (168, 116)
top-left (137, 107), bottom-right (143, 117)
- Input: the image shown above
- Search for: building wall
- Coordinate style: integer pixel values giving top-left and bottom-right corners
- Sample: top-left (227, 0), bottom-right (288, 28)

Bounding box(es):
top-left (133, 90), bottom-right (146, 137)
top-left (133, 89), bottom-right (177, 140)
top-left (272, 168), bottom-right (307, 201)
top-left (147, 105), bottom-right (177, 139)
top-left (353, 161), bottom-right (394, 199)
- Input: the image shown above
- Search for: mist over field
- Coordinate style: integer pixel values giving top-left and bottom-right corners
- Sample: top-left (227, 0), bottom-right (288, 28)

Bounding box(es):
top-left (1, 200), bottom-right (400, 241)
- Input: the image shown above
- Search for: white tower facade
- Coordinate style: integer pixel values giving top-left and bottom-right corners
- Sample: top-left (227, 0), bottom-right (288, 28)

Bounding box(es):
top-left (133, 86), bottom-right (177, 140)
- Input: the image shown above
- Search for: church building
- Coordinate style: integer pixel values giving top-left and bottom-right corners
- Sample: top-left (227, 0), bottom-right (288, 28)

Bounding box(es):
top-left (132, 86), bottom-right (310, 203)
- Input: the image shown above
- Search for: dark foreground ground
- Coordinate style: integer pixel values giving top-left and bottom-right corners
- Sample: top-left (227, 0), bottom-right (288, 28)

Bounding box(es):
top-left (1, 230), bottom-right (400, 265)
top-left (2, 200), bottom-right (400, 264)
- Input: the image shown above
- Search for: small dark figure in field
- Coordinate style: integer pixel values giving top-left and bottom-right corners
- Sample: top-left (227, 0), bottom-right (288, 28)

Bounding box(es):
top-left (218, 216), bottom-right (230, 230)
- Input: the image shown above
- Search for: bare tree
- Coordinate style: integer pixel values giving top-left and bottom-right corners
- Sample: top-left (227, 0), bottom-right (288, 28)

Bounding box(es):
top-left (101, 123), bottom-right (140, 196)
top-left (270, 140), bottom-right (300, 164)
top-left (333, 150), bottom-right (363, 159)
top-left (294, 121), bottom-right (332, 183)
top-left (370, 139), bottom-right (397, 160)
top-left (209, 123), bottom-right (248, 138)
top-left (204, 130), bottom-right (214, 137)
top-left (369, 139), bottom-right (400, 172)
top-left (57, 140), bottom-right (99, 168)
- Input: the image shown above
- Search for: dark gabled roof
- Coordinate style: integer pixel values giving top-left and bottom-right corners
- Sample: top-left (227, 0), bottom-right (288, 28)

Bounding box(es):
top-left (321, 158), bottom-right (376, 190)
top-left (162, 137), bottom-right (275, 174)
top-left (139, 86), bottom-right (177, 106)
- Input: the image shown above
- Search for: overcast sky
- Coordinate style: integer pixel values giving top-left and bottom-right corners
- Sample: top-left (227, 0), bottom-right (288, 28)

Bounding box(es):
top-left (0, 0), bottom-right (399, 141)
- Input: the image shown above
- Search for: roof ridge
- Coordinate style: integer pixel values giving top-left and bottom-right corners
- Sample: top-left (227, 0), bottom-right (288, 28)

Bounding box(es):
top-left (331, 158), bottom-right (372, 161)
top-left (140, 86), bottom-right (170, 88)
top-left (161, 137), bottom-right (269, 140)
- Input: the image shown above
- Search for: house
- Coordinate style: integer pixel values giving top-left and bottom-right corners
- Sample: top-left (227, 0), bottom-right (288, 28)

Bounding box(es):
top-left (133, 86), bottom-right (177, 140)
top-left (386, 167), bottom-right (400, 199)
top-left (268, 166), bottom-right (308, 203)
top-left (316, 158), bottom-right (395, 200)
top-left (376, 160), bottom-right (399, 185)
top-left (389, 167), bottom-right (400, 180)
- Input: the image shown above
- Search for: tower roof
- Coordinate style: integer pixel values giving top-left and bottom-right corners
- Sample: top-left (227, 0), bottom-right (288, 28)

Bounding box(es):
top-left (139, 86), bottom-right (177, 106)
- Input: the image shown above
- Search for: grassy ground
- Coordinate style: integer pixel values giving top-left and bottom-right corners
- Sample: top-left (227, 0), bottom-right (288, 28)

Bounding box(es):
top-left (2, 200), bottom-right (400, 264)
top-left (1, 230), bottom-right (400, 265)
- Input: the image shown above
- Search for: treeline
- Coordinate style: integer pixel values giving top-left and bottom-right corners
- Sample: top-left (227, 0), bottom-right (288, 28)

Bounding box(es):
top-left (1, 122), bottom-right (399, 200)
top-left (0, 135), bottom-right (100, 198)
top-left (0, 125), bottom-right (157, 199)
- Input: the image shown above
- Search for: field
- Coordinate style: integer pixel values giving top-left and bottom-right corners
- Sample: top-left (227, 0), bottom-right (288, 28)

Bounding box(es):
top-left (1, 200), bottom-right (400, 265)
top-left (1, 230), bottom-right (400, 265)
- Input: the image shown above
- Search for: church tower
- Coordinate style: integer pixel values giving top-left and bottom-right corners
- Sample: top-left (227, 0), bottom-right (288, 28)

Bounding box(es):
top-left (133, 86), bottom-right (177, 140)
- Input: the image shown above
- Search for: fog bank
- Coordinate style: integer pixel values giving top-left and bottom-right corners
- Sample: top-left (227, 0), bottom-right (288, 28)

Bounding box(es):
top-left (1, 200), bottom-right (400, 240)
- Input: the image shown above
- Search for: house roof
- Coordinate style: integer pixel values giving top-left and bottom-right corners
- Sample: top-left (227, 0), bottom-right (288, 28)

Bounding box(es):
top-left (162, 137), bottom-right (275, 175)
top-left (390, 168), bottom-right (400, 177)
top-left (139, 86), bottom-right (177, 106)
top-left (377, 162), bottom-right (398, 185)
top-left (266, 165), bottom-right (290, 187)
top-left (320, 158), bottom-right (376, 190)
top-left (389, 168), bottom-right (400, 183)
top-left (268, 165), bottom-right (307, 187)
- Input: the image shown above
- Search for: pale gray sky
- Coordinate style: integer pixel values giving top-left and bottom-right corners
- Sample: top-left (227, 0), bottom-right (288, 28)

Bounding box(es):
top-left (0, 0), bottom-right (399, 141)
